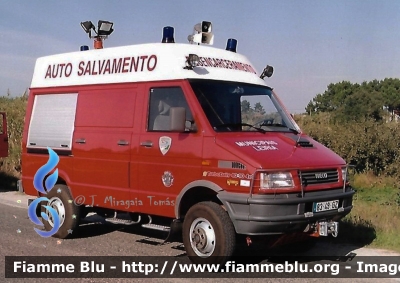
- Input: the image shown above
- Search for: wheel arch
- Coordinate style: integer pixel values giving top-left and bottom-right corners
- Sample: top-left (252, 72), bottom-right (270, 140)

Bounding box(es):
top-left (55, 169), bottom-right (71, 186)
top-left (175, 180), bottom-right (224, 219)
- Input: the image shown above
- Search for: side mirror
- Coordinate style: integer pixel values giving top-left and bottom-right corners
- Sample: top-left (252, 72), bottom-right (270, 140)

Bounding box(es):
top-left (170, 107), bottom-right (186, 132)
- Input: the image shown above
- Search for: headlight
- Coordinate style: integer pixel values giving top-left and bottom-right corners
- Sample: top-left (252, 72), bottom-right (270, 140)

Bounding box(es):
top-left (260, 172), bottom-right (294, 190)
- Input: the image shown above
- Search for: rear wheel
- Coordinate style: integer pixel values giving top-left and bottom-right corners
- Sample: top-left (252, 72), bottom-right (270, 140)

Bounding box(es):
top-left (182, 202), bottom-right (236, 264)
top-left (41, 184), bottom-right (81, 239)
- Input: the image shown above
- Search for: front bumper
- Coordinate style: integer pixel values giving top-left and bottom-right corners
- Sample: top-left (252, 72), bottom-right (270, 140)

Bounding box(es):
top-left (217, 187), bottom-right (355, 235)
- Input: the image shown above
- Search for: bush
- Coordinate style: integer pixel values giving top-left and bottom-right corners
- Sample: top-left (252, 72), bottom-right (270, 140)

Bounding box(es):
top-left (0, 94), bottom-right (28, 177)
top-left (296, 113), bottom-right (400, 183)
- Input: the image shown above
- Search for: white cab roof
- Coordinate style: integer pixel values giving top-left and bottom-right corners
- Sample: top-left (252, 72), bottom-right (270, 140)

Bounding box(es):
top-left (30, 43), bottom-right (267, 88)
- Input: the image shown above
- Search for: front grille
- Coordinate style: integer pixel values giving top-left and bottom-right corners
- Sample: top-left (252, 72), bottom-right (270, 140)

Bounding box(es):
top-left (300, 169), bottom-right (339, 186)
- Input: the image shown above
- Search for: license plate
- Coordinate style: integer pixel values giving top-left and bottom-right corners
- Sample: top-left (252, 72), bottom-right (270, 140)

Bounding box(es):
top-left (313, 200), bottom-right (339, 212)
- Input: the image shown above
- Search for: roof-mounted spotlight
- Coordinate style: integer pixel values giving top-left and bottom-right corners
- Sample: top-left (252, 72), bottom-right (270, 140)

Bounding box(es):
top-left (97, 20), bottom-right (114, 36)
top-left (162, 26), bottom-right (175, 43)
top-left (260, 65), bottom-right (274, 79)
top-left (81, 21), bottom-right (95, 34)
top-left (80, 20), bottom-right (114, 49)
top-left (184, 54), bottom-right (199, 70)
top-left (188, 21), bottom-right (214, 45)
top-left (226, 38), bottom-right (237, 52)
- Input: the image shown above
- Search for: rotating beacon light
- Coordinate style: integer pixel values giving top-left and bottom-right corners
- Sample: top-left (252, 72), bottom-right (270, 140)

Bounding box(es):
top-left (226, 38), bottom-right (237, 52)
top-left (162, 26), bottom-right (175, 43)
top-left (80, 20), bottom-right (114, 49)
top-left (187, 21), bottom-right (214, 45)
top-left (80, 45), bottom-right (89, 51)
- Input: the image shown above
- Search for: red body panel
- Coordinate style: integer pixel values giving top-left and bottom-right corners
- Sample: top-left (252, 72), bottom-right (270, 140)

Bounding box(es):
top-left (21, 80), bottom-right (347, 218)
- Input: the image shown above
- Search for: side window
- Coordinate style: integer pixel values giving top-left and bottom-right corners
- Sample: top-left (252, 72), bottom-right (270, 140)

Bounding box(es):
top-left (148, 87), bottom-right (195, 132)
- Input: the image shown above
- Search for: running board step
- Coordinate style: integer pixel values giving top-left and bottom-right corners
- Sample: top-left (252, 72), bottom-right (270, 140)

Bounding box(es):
top-left (142, 223), bottom-right (170, 232)
top-left (105, 218), bottom-right (138, 225)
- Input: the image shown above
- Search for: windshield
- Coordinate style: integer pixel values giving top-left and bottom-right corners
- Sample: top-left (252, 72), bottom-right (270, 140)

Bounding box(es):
top-left (189, 79), bottom-right (300, 133)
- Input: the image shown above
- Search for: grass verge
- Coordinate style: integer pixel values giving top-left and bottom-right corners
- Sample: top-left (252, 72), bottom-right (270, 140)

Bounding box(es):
top-left (338, 174), bottom-right (400, 252)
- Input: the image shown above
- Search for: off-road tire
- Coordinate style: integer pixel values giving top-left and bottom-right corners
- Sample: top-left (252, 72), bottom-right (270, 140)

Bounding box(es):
top-left (41, 184), bottom-right (81, 239)
top-left (182, 201), bottom-right (236, 264)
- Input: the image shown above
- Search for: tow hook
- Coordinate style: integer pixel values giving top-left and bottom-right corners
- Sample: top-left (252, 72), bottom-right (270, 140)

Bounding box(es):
top-left (318, 221), bottom-right (339, 237)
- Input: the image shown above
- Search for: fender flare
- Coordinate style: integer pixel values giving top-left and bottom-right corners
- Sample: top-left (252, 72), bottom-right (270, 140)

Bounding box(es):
top-left (175, 180), bottom-right (224, 219)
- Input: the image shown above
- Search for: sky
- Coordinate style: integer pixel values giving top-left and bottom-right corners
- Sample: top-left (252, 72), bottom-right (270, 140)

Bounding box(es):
top-left (1, 0), bottom-right (400, 113)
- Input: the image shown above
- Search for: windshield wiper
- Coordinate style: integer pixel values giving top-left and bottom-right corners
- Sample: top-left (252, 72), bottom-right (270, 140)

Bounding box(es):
top-left (214, 123), bottom-right (266, 134)
top-left (262, 123), bottom-right (299, 134)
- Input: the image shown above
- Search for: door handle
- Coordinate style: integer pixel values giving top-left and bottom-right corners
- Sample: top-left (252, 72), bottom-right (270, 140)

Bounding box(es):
top-left (118, 140), bottom-right (129, 146)
top-left (75, 138), bottom-right (86, 144)
top-left (140, 141), bottom-right (153, 147)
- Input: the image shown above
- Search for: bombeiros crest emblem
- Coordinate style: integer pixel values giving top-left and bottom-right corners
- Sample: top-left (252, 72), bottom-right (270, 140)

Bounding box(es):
top-left (159, 136), bottom-right (172, 155)
top-left (162, 171), bottom-right (174, 187)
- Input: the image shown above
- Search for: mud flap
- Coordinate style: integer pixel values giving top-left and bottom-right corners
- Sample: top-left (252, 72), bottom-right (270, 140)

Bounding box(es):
top-left (163, 219), bottom-right (182, 243)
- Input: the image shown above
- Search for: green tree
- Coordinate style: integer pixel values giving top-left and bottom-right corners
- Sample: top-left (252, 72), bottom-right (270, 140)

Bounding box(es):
top-left (241, 100), bottom-right (251, 113)
top-left (373, 78), bottom-right (400, 112)
top-left (306, 81), bottom-right (358, 113)
top-left (254, 102), bottom-right (265, 115)
top-left (337, 89), bottom-right (383, 122)
top-left (306, 78), bottom-right (400, 122)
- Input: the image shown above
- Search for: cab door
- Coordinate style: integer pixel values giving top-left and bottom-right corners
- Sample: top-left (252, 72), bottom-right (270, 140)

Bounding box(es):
top-left (135, 84), bottom-right (203, 217)
top-left (0, 112), bottom-right (8, 157)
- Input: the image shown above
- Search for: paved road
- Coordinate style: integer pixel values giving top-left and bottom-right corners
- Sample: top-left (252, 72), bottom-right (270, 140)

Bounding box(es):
top-left (0, 191), bottom-right (399, 283)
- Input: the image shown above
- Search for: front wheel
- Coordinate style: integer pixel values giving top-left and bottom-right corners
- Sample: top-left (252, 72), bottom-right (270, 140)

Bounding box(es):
top-left (182, 202), bottom-right (236, 264)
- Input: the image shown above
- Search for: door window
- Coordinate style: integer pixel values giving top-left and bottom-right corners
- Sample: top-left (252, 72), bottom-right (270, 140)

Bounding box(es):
top-left (147, 87), bottom-right (195, 132)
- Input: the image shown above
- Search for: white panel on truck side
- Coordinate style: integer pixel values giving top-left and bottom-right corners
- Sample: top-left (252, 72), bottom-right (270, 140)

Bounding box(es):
top-left (27, 93), bottom-right (78, 150)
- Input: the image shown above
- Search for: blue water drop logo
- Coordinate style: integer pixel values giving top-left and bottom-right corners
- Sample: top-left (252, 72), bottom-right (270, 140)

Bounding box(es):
top-left (33, 147), bottom-right (59, 194)
top-left (28, 147), bottom-right (61, 237)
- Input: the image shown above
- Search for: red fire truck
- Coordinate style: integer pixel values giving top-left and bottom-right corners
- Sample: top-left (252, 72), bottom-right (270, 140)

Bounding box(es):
top-left (20, 21), bottom-right (354, 264)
